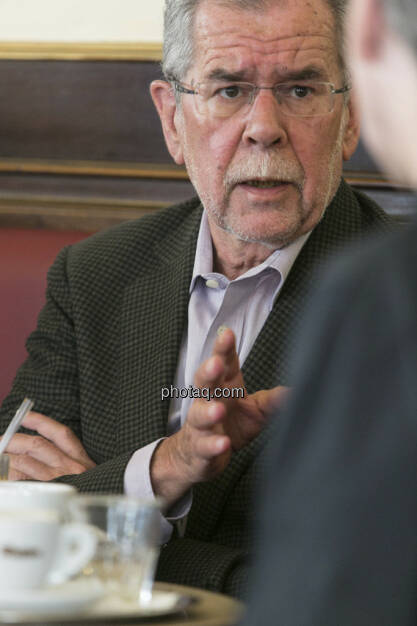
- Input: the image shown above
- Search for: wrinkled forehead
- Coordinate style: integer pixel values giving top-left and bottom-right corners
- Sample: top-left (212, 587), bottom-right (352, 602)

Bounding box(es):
top-left (189, 0), bottom-right (340, 81)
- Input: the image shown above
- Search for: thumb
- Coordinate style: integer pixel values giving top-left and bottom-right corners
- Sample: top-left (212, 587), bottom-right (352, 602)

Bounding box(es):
top-left (252, 386), bottom-right (291, 416)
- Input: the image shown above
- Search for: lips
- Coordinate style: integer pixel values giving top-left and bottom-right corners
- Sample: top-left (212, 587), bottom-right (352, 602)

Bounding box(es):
top-left (232, 179), bottom-right (293, 201)
top-left (239, 180), bottom-right (291, 189)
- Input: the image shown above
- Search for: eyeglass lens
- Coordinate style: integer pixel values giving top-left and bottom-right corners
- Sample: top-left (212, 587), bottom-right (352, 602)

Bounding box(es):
top-left (195, 81), bottom-right (336, 118)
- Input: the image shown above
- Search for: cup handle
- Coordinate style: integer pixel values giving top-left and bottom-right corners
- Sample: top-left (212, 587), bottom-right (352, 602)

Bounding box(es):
top-left (47, 523), bottom-right (97, 585)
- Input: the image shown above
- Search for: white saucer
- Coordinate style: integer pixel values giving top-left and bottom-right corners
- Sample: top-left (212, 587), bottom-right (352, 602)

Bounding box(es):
top-left (0, 583), bottom-right (193, 623)
top-left (0, 578), bottom-right (104, 615)
top-left (95, 589), bottom-right (192, 617)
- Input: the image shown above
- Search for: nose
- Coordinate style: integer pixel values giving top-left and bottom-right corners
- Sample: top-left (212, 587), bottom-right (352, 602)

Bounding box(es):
top-left (242, 88), bottom-right (288, 148)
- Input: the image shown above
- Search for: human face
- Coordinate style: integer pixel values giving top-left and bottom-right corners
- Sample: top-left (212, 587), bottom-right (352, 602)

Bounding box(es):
top-left (347, 0), bottom-right (417, 188)
top-left (154, 0), bottom-right (359, 249)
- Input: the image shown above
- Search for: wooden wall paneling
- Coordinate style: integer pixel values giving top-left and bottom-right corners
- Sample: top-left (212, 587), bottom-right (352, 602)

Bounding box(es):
top-left (0, 60), bottom-right (169, 163)
top-left (0, 172), bottom-right (196, 231)
top-left (0, 57), bottom-right (414, 230)
top-left (0, 42), bottom-right (163, 62)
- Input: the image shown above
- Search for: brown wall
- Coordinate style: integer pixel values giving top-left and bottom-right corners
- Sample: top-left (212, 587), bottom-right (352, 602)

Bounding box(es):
top-left (0, 58), bottom-right (414, 231)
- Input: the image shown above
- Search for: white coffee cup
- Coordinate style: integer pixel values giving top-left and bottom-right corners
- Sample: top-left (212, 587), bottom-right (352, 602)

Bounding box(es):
top-left (0, 482), bottom-right (76, 518)
top-left (0, 509), bottom-right (97, 590)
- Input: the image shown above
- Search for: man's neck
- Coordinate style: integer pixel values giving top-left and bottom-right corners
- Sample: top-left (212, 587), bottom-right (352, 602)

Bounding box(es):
top-left (208, 217), bottom-right (280, 280)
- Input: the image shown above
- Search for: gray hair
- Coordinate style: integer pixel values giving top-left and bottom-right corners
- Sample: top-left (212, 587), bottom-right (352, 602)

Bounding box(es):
top-left (381, 0), bottom-right (417, 54)
top-left (162, 0), bottom-right (349, 84)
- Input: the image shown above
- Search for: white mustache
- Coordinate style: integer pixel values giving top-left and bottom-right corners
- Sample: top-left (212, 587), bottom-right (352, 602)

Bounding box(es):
top-left (224, 154), bottom-right (305, 192)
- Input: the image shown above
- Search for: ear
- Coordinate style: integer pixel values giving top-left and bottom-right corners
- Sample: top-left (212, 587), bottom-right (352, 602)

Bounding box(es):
top-left (150, 80), bottom-right (185, 165)
top-left (358, 0), bottom-right (387, 60)
top-left (342, 93), bottom-right (361, 161)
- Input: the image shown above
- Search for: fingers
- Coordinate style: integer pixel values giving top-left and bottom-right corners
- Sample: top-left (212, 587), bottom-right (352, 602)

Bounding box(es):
top-left (193, 354), bottom-right (225, 390)
top-left (6, 451), bottom-right (84, 481)
top-left (22, 412), bottom-right (95, 468)
top-left (8, 452), bottom-right (50, 480)
top-left (193, 328), bottom-right (241, 391)
top-left (195, 434), bottom-right (231, 460)
top-left (211, 328), bottom-right (240, 382)
top-left (5, 434), bottom-right (87, 474)
top-left (7, 467), bottom-right (30, 481)
top-left (188, 400), bottom-right (225, 431)
top-left (182, 400), bottom-right (230, 465)
top-left (252, 386), bottom-right (291, 416)
top-left (0, 411), bottom-right (96, 482)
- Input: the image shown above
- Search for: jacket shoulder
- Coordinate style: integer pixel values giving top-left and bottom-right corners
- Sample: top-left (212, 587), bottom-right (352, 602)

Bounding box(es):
top-left (74, 197), bottom-right (201, 254)
top-left (43, 197), bottom-right (202, 296)
top-left (63, 197), bottom-right (202, 277)
top-left (350, 185), bottom-right (394, 230)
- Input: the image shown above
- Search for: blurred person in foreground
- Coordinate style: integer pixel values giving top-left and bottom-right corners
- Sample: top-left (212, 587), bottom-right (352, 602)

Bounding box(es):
top-left (0, 0), bottom-right (392, 596)
top-left (242, 0), bottom-right (417, 623)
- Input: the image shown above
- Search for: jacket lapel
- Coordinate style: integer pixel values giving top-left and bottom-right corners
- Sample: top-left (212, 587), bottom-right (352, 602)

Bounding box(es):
top-left (117, 206), bottom-right (202, 452)
top-left (242, 179), bottom-right (366, 391)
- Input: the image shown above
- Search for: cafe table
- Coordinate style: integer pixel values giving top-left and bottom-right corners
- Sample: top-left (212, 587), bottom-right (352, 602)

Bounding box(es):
top-left (0, 582), bottom-right (245, 626)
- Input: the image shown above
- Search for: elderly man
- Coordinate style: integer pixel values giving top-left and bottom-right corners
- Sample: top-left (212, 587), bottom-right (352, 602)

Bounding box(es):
top-left (243, 0), bottom-right (417, 622)
top-left (0, 0), bottom-right (389, 596)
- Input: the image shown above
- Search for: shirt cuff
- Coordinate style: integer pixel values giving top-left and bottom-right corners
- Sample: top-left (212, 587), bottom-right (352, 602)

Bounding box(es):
top-left (124, 439), bottom-right (173, 544)
top-left (123, 439), bottom-right (193, 542)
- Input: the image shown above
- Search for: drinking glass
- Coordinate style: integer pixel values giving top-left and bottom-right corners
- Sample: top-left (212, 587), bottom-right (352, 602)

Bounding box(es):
top-left (70, 495), bottom-right (161, 604)
top-left (0, 454), bottom-right (9, 480)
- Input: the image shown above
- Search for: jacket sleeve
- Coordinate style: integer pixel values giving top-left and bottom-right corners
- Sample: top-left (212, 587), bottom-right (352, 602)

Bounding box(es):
top-left (154, 440), bottom-right (267, 600)
top-left (157, 537), bottom-right (249, 598)
top-left (0, 247), bottom-right (132, 493)
top-left (0, 247), bottom-right (82, 436)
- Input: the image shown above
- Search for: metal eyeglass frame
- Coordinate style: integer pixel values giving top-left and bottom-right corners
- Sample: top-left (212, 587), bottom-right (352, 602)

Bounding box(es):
top-left (172, 80), bottom-right (352, 117)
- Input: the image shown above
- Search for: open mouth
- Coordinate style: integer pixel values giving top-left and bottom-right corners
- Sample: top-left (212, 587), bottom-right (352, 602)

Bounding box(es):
top-left (239, 180), bottom-right (290, 189)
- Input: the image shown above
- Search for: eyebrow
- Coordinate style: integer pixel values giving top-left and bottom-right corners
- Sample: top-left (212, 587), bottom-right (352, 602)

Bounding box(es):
top-left (206, 69), bottom-right (247, 81)
top-left (279, 66), bottom-right (328, 81)
top-left (205, 65), bottom-right (327, 83)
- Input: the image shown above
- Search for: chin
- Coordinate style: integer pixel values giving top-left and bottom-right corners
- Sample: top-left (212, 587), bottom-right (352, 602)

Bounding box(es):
top-left (221, 217), bottom-right (305, 249)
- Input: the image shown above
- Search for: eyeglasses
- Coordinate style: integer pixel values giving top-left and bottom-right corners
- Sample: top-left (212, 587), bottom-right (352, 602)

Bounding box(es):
top-left (173, 80), bottom-right (351, 119)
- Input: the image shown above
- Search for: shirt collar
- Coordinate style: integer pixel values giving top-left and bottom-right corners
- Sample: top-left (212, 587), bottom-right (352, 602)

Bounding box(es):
top-left (190, 210), bottom-right (311, 293)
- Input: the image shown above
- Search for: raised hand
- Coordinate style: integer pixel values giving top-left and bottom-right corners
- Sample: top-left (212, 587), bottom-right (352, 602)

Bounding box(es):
top-left (151, 328), bottom-right (288, 507)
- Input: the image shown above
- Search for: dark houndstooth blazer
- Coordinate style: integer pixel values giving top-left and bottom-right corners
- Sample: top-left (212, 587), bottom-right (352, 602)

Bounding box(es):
top-left (0, 179), bottom-right (391, 597)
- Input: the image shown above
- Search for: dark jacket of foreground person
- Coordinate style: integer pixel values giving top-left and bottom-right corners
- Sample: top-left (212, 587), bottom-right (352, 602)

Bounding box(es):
top-left (243, 218), bottom-right (417, 623)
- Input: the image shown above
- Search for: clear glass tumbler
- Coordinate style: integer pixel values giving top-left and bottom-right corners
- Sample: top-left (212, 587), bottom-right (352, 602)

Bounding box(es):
top-left (0, 454), bottom-right (9, 480)
top-left (70, 495), bottom-right (162, 604)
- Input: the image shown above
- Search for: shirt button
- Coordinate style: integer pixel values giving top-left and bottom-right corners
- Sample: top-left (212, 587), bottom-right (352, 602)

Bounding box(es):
top-left (206, 279), bottom-right (219, 289)
top-left (217, 325), bottom-right (228, 336)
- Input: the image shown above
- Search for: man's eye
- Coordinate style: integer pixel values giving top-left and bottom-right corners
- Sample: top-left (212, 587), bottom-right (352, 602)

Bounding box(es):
top-left (216, 85), bottom-right (243, 99)
top-left (290, 85), bottom-right (314, 99)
